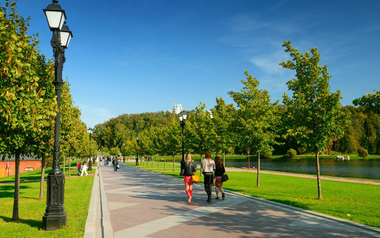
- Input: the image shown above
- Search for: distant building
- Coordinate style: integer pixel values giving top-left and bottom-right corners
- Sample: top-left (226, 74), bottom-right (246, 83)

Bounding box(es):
top-left (0, 155), bottom-right (42, 177)
top-left (173, 103), bottom-right (182, 114)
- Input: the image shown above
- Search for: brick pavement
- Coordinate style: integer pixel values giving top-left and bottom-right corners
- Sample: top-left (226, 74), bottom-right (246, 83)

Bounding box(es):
top-left (84, 163), bottom-right (380, 238)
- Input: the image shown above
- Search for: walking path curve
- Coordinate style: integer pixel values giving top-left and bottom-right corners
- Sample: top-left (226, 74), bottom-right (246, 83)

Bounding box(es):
top-left (84, 163), bottom-right (380, 238)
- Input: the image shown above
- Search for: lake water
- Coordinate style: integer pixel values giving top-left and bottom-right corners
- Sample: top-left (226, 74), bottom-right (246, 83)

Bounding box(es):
top-left (225, 159), bottom-right (380, 180)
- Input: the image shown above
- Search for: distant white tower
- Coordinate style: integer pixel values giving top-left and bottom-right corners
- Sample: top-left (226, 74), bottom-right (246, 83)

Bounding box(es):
top-left (173, 103), bottom-right (182, 114)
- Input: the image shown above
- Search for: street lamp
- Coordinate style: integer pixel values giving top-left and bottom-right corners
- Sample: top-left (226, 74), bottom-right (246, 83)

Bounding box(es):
top-left (42, 0), bottom-right (73, 231)
top-left (123, 143), bottom-right (125, 162)
top-left (88, 128), bottom-right (93, 171)
top-left (136, 136), bottom-right (139, 166)
top-left (179, 112), bottom-right (187, 162)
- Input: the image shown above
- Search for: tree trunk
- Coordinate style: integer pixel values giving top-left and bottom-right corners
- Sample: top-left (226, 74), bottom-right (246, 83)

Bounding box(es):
top-left (257, 152), bottom-right (260, 187)
top-left (315, 146), bottom-right (322, 199)
top-left (164, 154), bottom-right (166, 170)
top-left (63, 156), bottom-right (66, 178)
top-left (12, 150), bottom-right (20, 220)
top-left (157, 155), bottom-right (159, 169)
top-left (39, 153), bottom-right (46, 199)
top-left (172, 155), bottom-right (175, 172)
top-left (223, 150), bottom-right (226, 168)
top-left (68, 156), bottom-right (71, 179)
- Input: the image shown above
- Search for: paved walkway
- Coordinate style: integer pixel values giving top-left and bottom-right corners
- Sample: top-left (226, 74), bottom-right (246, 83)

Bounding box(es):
top-left (84, 163), bottom-right (380, 238)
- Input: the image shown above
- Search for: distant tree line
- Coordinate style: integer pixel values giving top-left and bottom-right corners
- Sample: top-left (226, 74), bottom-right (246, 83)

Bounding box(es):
top-left (94, 41), bottom-right (379, 200)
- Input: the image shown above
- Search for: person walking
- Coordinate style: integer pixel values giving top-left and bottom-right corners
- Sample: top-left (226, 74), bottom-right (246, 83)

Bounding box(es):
top-left (214, 156), bottom-right (226, 200)
top-left (181, 154), bottom-right (197, 203)
top-left (113, 157), bottom-right (119, 172)
top-left (201, 152), bottom-right (215, 203)
top-left (81, 159), bottom-right (88, 176)
top-left (77, 161), bottom-right (81, 176)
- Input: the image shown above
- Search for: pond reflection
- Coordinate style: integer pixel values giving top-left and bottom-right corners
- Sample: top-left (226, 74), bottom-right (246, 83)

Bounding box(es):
top-left (226, 159), bottom-right (380, 180)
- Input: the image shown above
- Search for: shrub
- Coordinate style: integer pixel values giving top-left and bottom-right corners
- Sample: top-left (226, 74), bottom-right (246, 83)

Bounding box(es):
top-left (286, 148), bottom-right (297, 158)
top-left (297, 147), bottom-right (306, 155)
top-left (357, 147), bottom-right (369, 157)
top-left (263, 151), bottom-right (272, 159)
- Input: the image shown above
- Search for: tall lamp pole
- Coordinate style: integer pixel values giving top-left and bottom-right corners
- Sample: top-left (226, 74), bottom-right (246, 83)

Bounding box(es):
top-left (179, 112), bottom-right (187, 162)
top-left (88, 128), bottom-right (93, 171)
top-left (42, 0), bottom-right (73, 231)
top-left (136, 136), bottom-right (139, 166)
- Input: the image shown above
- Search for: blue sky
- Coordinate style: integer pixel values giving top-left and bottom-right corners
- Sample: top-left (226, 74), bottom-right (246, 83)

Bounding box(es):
top-left (8, 0), bottom-right (380, 128)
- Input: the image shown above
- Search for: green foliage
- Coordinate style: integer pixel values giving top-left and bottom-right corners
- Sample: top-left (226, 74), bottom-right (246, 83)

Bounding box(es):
top-left (186, 102), bottom-right (215, 156)
top-left (353, 90), bottom-right (380, 114)
top-left (280, 41), bottom-right (350, 153)
top-left (263, 151), bottom-right (272, 159)
top-left (286, 148), bottom-right (297, 158)
top-left (0, 1), bottom-right (57, 157)
top-left (210, 97), bottom-right (236, 162)
top-left (357, 147), bottom-right (369, 157)
top-left (110, 147), bottom-right (121, 156)
top-left (228, 70), bottom-right (281, 155)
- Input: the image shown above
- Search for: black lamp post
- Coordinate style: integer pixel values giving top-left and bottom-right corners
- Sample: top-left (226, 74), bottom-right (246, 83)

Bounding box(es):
top-left (136, 136), bottom-right (139, 166)
top-left (179, 112), bottom-right (187, 162)
top-left (123, 143), bottom-right (125, 162)
top-left (42, 0), bottom-right (73, 231)
top-left (88, 128), bottom-right (93, 171)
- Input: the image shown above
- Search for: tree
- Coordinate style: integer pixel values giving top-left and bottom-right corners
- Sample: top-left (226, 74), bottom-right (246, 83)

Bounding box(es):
top-left (229, 70), bottom-right (281, 187)
top-left (353, 90), bottom-right (380, 114)
top-left (280, 41), bottom-right (349, 199)
top-left (210, 97), bottom-right (236, 166)
top-left (163, 118), bottom-right (181, 172)
top-left (0, 1), bottom-right (58, 219)
top-left (186, 103), bottom-right (215, 158)
top-left (110, 147), bottom-right (121, 156)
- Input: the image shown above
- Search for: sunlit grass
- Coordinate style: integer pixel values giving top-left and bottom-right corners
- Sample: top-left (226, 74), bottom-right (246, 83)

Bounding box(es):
top-left (0, 175), bottom-right (94, 237)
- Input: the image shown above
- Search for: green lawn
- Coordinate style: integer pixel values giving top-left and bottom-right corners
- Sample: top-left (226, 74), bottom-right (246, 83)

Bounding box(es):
top-left (128, 162), bottom-right (380, 229)
top-left (0, 162), bottom-right (96, 238)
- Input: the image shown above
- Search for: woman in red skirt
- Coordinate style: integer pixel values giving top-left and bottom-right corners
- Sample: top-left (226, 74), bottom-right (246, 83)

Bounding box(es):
top-left (181, 154), bottom-right (197, 203)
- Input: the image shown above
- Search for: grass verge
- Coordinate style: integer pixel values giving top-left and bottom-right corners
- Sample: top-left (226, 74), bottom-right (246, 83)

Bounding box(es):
top-left (0, 166), bottom-right (95, 237)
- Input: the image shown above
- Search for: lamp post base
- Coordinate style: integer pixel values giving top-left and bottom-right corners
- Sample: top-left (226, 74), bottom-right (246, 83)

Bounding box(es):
top-left (42, 213), bottom-right (67, 231)
top-left (42, 171), bottom-right (67, 231)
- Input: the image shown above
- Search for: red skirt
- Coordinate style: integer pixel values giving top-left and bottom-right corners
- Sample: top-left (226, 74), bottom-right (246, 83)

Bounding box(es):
top-left (184, 176), bottom-right (193, 184)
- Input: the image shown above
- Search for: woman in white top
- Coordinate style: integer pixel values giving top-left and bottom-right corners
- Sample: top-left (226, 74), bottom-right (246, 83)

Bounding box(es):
top-left (81, 159), bottom-right (88, 176)
top-left (201, 152), bottom-right (215, 203)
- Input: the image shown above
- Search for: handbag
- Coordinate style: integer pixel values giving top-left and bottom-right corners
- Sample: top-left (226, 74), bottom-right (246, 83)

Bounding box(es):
top-left (222, 173), bottom-right (229, 182)
top-left (192, 172), bottom-right (200, 183)
top-left (117, 164), bottom-right (120, 169)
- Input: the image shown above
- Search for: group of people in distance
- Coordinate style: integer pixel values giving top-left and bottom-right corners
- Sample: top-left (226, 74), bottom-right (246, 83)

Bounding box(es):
top-left (181, 152), bottom-right (226, 204)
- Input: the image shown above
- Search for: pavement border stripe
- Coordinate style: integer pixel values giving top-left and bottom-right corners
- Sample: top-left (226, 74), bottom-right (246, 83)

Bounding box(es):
top-left (99, 166), bottom-right (115, 238)
top-left (84, 166), bottom-right (99, 238)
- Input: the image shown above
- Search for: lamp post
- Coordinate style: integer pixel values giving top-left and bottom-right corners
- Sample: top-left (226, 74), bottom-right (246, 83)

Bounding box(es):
top-left (179, 112), bottom-right (187, 162)
top-left (42, 0), bottom-right (72, 231)
top-left (123, 143), bottom-right (125, 162)
top-left (88, 128), bottom-right (93, 171)
top-left (136, 136), bottom-right (139, 166)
